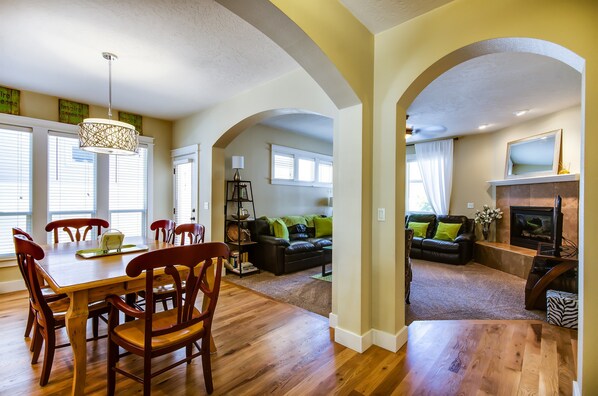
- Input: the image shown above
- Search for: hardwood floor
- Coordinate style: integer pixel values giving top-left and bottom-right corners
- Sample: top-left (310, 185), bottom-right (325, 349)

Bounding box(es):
top-left (0, 282), bottom-right (577, 395)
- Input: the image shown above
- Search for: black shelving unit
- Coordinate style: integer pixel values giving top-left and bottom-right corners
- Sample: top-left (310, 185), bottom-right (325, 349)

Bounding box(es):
top-left (224, 180), bottom-right (259, 277)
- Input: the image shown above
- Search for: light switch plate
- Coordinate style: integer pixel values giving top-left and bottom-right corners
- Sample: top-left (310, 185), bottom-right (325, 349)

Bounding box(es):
top-left (467, 202), bottom-right (474, 209)
top-left (203, 201), bottom-right (209, 210)
top-left (377, 208), bottom-right (385, 221)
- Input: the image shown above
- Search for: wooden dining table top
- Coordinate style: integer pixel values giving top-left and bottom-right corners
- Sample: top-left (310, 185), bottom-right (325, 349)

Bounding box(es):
top-left (37, 237), bottom-right (173, 294)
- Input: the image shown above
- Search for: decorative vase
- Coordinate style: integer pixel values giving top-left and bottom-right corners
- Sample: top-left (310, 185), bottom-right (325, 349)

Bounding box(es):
top-left (482, 224), bottom-right (490, 240)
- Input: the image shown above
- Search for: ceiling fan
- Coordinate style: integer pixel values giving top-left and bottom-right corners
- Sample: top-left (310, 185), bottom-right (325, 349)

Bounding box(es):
top-left (405, 115), bottom-right (446, 139)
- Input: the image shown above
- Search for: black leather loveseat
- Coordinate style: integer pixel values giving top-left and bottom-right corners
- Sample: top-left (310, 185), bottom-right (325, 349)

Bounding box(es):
top-left (405, 214), bottom-right (475, 265)
top-left (251, 216), bottom-right (332, 275)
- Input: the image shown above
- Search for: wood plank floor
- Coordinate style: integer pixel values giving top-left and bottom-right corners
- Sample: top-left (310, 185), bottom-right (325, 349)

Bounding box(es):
top-left (0, 281), bottom-right (577, 395)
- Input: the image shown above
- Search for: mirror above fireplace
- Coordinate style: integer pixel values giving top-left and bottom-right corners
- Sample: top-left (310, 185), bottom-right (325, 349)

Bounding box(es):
top-left (505, 129), bottom-right (562, 179)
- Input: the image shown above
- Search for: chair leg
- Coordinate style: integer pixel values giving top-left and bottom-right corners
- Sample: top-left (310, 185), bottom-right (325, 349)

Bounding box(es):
top-left (30, 321), bottom-right (38, 352)
top-left (201, 335), bottom-right (214, 394)
top-left (186, 344), bottom-right (193, 364)
top-left (107, 336), bottom-right (118, 396)
top-left (39, 330), bottom-right (56, 386)
top-left (143, 354), bottom-right (152, 396)
top-left (31, 326), bottom-right (43, 364)
top-left (92, 315), bottom-right (99, 339)
top-left (25, 305), bottom-right (34, 338)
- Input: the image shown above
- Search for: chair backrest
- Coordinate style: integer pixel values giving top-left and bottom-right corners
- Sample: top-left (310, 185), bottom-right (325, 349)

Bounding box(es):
top-left (175, 223), bottom-right (205, 245)
top-left (45, 218), bottom-right (109, 243)
top-left (127, 242), bottom-right (229, 346)
top-left (13, 234), bottom-right (53, 326)
top-left (405, 228), bottom-right (414, 259)
top-left (150, 219), bottom-right (176, 243)
top-left (12, 227), bottom-right (33, 241)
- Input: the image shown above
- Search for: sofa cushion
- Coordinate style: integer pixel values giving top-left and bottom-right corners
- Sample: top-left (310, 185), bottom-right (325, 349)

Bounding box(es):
top-left (308, 237), bottom-right (332, 249)
top-left (272, 218), bottom-right (289, 240)
top-left (407, 221), bottom-right (429, 238)
top-left (433, 222), bottom-right (462, 241)
top-left (314, 216), bottom-right (333, 237)
top-left (285, 240), bottom-right (318, 254)
top-left (411, 236), bottom-right (424, 249)
top-left (289, 232), bottom-right (309, 240)
top-left (282, 215), bottom-right (308, 227)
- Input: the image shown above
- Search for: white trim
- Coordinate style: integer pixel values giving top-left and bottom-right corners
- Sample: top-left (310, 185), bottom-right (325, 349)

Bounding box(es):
top-left (171, 144), bottom-right (199, 158)
top-left (334, 326), bottom-right (373, 353)
top-left (329, 313), bottom-right (338, 328)
top-left (487, 173), bottom-right (579, 186)
top-left (372, 327), bottom-right (409, 353)
top-left (0, 279), bottom-right (25, 294)
top-left (572, 381), bottom-right (581, 396)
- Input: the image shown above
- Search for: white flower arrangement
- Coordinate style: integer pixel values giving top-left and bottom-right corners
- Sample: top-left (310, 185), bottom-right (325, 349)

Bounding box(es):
top-left (474, 205), bottom-right (503, 226)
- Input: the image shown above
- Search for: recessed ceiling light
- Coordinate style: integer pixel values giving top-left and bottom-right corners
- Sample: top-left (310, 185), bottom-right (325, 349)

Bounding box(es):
top-left (514, 109), bottom-right (529, 117)
top-left (478, 124), bottom-right (490, 130)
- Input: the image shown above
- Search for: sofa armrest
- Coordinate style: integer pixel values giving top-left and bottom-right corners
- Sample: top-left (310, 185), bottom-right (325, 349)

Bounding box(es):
top-left (257, 234), bottom-right (291, 247)
top-left (454, 232), bottom-right (474, 243)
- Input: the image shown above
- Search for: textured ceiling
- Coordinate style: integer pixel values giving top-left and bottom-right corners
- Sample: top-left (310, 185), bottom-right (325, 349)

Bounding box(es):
top-left (0, 0), bottom-right (298, 120)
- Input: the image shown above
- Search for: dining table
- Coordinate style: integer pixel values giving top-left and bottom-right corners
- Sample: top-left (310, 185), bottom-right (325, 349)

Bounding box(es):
top-left (36, 236), bottom-right (217, 395)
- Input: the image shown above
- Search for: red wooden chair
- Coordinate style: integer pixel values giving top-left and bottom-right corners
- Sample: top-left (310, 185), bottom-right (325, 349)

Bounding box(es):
top-left (45, 218), bottom-right (109, 243)
top-left (106, 242), bottom-right (228, 395)
top-left (12, 228), bottom-right (67, 339)
top-left (150, 219), bottom-right (176, 243)
top-left (175, 223), bottom-right (205, 245)
top-left (13, 234), bottom-right (108, 386)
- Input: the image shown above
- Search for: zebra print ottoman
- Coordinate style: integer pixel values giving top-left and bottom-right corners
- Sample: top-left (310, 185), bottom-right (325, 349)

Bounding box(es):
top-left (546, 289), bottom-right (578, 329)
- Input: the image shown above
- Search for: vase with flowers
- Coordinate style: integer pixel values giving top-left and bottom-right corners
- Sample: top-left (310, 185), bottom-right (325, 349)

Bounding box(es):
top-left (474, 205), bottom-right (503, 240)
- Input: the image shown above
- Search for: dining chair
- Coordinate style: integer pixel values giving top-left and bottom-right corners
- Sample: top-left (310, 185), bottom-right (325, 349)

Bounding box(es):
top-left (12, 228), bottom-right (68, 339)
top-left (405, 228), bottom-right (414, 304)
top-left (175, 223), bottom-right (206, 245)
top-left (45, 218), bottom-right (110, 243)
top-left (13, 234), bottom-right (109, 386)
top-left (137, 220), bottom-right (178, 311)
top-left (150, 219), bottom-right (176, 243)
top-left (106, 242), bottom-right (228, 395)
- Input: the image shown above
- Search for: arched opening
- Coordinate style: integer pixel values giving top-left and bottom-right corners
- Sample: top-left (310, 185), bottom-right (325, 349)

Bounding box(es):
top-left (396, 36), bottom-right (584, 327)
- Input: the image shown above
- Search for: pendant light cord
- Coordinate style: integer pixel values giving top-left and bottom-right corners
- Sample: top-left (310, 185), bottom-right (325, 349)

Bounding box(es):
top-left (102, 52), bottom-right (117, 120)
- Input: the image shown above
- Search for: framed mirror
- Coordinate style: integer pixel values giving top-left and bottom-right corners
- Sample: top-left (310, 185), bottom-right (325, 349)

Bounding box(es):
top-left (505, 129), bottom-right (562, 179)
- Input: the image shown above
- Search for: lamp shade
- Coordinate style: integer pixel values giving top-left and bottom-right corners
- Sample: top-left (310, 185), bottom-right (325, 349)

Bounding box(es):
top-left (79, 118), bottom-right (139, 155)
top-left (232, 156), bottom-right (244, 169)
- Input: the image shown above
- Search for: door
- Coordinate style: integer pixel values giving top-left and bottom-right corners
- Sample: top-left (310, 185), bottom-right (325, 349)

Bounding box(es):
top-left (172, 145), bottom-right (198, 244)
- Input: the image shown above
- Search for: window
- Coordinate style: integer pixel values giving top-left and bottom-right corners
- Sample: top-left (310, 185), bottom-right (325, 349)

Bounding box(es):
top-left (0, 126), bottom-right (32, 257)
top-left (271, 144), bottom-right (333, 187)
top-left (406, 155), bottom-right (433, 213)
top-left (109, 147), bottom-right (148, 237)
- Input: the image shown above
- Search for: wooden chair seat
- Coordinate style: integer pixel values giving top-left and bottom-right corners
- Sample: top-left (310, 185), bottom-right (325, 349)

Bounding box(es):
top-left (114, 307), bottom-right (204, 349)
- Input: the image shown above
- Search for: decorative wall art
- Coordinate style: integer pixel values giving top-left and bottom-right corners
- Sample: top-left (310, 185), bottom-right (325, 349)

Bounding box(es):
top-left (0, 86), bottom-right (20, 115)
top-left (59, 99), bottom-right (89, 125)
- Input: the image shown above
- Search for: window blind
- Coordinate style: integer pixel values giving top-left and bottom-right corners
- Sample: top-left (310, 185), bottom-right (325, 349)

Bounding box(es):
top-left (0, 126), bottom-right (32, 257)
top-left (48, 133), bottom-right (96, 242)
top-left (273, 153), bottom-right (294, 180)
top-left (109, 147), bottom-right (147, 237)
top-left (318, 161), bottom-right (333, 184)
top-left (297, 158), bottom-right (315, 182)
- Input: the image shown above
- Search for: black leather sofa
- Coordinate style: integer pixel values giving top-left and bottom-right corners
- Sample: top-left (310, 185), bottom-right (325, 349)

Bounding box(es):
top-left (251, 217), bottom-right (332, 275)
top-left (406, 214), bottom-right (475, 265)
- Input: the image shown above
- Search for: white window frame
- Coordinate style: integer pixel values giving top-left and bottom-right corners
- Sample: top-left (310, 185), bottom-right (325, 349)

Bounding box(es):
top-left (0, 113), bottom-right (154, 260)
top-left (406, 153), bottom-right (434, 214)
top-left (270, 144), bottom-right (333, 187)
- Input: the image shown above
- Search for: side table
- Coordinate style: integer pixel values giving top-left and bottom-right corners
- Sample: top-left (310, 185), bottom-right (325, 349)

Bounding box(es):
top-left (322, 246), bottom-right (332, 277)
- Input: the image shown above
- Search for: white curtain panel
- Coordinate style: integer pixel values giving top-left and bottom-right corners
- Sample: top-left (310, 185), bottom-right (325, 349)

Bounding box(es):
top-left (415, 139), bottom-right (454, 215)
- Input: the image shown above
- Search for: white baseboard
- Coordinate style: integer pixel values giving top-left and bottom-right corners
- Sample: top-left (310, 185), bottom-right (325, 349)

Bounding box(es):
top-left (334, 326), bottom-right (373, 353)
top-left (372, 326), bottom-right (409, 352)
top-left (0, 279), bottom-right (25, 294)
top-left (572, 381), bottom-right (580, 396)
top-left (329, 313), bottom-right (338, 328)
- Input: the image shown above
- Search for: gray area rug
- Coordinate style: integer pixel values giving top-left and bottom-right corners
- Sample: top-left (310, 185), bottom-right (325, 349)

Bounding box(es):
top-left (223, 266), bottom-right (332, 317)
top-left (223, 260), bottom-right (546, 324)
top-left (407, 259), bottom-right (545, 324)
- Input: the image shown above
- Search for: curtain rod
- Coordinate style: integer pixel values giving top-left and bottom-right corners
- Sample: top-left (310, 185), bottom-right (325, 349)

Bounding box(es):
top-left (406, 136), bottom-right (459, 147)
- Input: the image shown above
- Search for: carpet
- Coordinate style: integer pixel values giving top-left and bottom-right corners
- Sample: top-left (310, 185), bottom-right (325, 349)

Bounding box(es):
top-left (223, 266), bottom-right (332, 317)
top-left (407, 259), bottom-right (545, 325)
top-left (311, 273), bottom-right (332, 282)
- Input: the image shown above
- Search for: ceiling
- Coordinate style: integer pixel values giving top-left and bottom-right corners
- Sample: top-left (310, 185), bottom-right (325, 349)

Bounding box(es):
top-left (0, 1), bottom-right (582, 144)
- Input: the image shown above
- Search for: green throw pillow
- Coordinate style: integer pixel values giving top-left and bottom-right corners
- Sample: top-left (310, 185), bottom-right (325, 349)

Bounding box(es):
top-left (433, 222), bottom-right (462, 241)
top-left (303, 214), bottom-right (321, 228)
top-left (407, 221), bottom-right (429, 238)
top-left (281, 215), bottom-right (308, 227)
top-left (314, 216), bottom-right (333, 238)
top-left (272, 218), bottom-right (289, 240)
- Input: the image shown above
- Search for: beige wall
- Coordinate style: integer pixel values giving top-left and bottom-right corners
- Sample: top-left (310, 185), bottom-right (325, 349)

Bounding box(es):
top-left (451, 105), bottom-right (581, 217)
top-left (224, 124), bottom-right (332, 218)
top-left (0, 89), bottom-right (173, 291)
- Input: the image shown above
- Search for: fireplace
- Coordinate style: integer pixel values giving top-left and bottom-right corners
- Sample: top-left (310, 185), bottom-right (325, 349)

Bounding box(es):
top-left (510, 206), bottom-right (554, 249)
